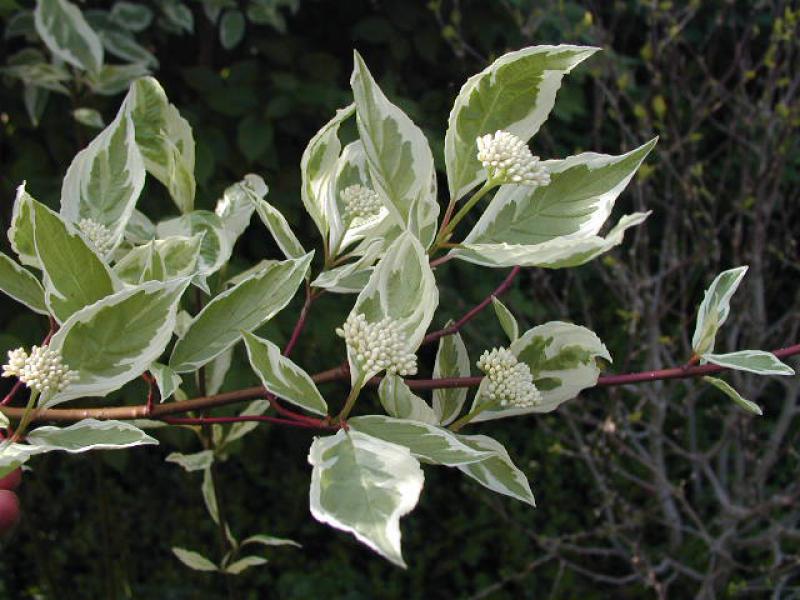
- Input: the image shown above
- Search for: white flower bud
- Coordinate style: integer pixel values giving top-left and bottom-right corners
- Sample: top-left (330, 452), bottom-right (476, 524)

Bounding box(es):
top-left (2, 345), bottom-right (77, 396)
top-left (477, 347), bottom-right (541, 408)
top-left (78, 218), bottom-right (114, 255)
top-left (341, 184), bottom-right (382, 222)
top-left (336, 313), bottom-right (417, 376)
top-left (476, 130), bottom-right (550, 187)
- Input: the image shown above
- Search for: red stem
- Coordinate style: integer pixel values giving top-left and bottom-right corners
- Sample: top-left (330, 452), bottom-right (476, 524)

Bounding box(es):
top-left (423, 266), bottom-right (521, 345)
top-left (283, 284), bottom-right (315, 358)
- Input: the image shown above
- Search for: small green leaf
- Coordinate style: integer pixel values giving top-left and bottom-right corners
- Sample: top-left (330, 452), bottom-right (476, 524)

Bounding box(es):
top-left (73, 108), bottom-right (104, 129)
top-left (34, 0), bottom-right (104, 73)
top-left (702, 350), bottom-right (794, 376)
top-left (491, 297), bottom-right (518, 342)
top-left (377, 375), bottom-right (438, 424)
top-left (165, 450), bottom-right (214, 472)
top-left (0, 443), bottom-right (46, 478)
top-left (431, 330), bottom-right (470, 426)
top-left (149, 362), bottom-right (182, 401)
top-left (703, 376), bottom-right (762, 415)
top-left (99, 30), bottom-right (158, 68)
top-left (225, 556), bottom-right (268, 575)
top-left (157, 212), bottom-right (230, 276)
top-left (202, 467), bottom-right (219, 524)
top-left (243, 332), bottom-right (327, 416)
top-left (455, 434), bottom-right (536, 506)
top-left (169, 253), bottom-right (312, 372)
top-left (31, 198), bottom-right (117, 323)
top-left (8, 183), bottom-right (39, 268)
top-left (219, 10), bottom-right (245, 49)
top-left (162, 1), bottom-right (194, 33)
top-left (241, 533), bottom-right (301, 549)
top-left (349, 415), bottom-right (491, 466)
top-left (691, 267), bottom-right (748, 355)
top-left (172, 547), bottom-right (218, 572)
top-left (47, 279), bottom-right (189, 406)
top-left (26, 419), bottom-right (157, 452)
top-left (0, 252), bottom-right (47, 315)
top-left (84, 64), bottom-right (150, 96)
top-left (215, 174), bottom-right (261, 246)
top-left (254, 199), bottom-right (306, 260)
top-left (109, 2), bottom-right (154, 31)
top-left (308, 430), bottom-right (423, 568)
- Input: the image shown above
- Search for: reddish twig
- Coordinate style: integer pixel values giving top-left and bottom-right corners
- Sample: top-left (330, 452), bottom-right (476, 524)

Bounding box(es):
top-left (4, 342), bottom-right (797, 424)
top-left (283, 283), bottom-right (316, 358)
top-left (423, 266), bottom-right (521, 346)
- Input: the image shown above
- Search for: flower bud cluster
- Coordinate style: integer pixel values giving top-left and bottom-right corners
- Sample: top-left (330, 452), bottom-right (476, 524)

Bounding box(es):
top-left (476, 130), bottom-right (550, 187)
top-left (341, 184), bottom-right (382, 222)
top-left (2, 346), bottom-right (77, 396)
top-left (336, 313), bottom-right (417, 376)
top-left (78, 218), bottom-right (114, 255)
top-left (477, 347), bottom-right (541, 408)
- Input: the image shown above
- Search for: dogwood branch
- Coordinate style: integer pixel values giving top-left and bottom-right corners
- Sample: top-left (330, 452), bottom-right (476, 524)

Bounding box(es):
top-left (2, 342), bottom-right (796, 424)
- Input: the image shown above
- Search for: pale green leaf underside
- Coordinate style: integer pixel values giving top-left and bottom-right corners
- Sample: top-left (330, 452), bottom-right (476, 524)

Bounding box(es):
top-left (445, 45), bottom-right (598, 201)
top-left (243, 332), bottom-right (327, 416)
top-left (165, 450), bottom-right (214, 472)
top-left (225, 556), bottom-right (268, 575)
top-left (691, 266), bottom-right (748, 355)
top-left (703, 376), bottom-right (762, 415)
top-left (170, 253), bottom-right (312, 372)
top-left (377, 375), bottom-right (438, 424)
top-left (27, 419), bottom-right (157, 452)
top-left (172, 547), bottom-right (218, 572)
top-left (241, 534), bottom-right (302, 549)
top-left (0, 251), bottom-right (47, 314)
top-left (455, 434), bottom-right (536, 506)
top-left (308, 429), bottom-right (423, 568)
top-left (492, 297), bottom-right (519, 342)
top-left (472, 321), bottom-right (610, 422)
top-left (47, 278), bottom-right (189, 406)
top-left (703, 350), bottom-right (794, 376)
top-left (149, 361), bottom-right (182, 401)
top-left (349, 415), bottom-right (491, 466)
top-left (432, 330), bottom-right (470, 426)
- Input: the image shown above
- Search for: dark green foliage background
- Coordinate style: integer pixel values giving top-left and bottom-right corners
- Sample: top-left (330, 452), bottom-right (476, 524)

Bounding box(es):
top-left (0, 1), bottom-right (798, 598)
